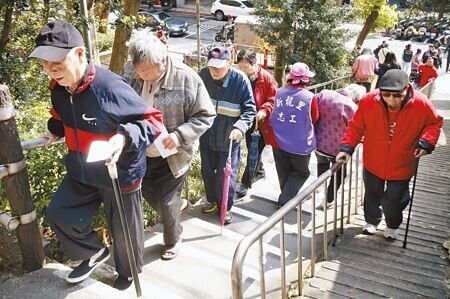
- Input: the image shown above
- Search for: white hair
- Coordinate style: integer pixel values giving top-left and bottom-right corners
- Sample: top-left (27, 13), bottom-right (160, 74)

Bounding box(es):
top-left (128, 28), bottom-right (167, 67)
top-left (344, 84), bottom-right (367, 103)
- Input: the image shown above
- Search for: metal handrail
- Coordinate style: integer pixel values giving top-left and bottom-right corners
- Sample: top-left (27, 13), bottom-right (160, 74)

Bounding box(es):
top-left (231, 147), bottom-right (363, 298)
top-left (307, 74), bottom-right (353, 93)
top-left (20, 137), bottom-right (65, 151)
top-left (231, 73), bottom-right (359, 298)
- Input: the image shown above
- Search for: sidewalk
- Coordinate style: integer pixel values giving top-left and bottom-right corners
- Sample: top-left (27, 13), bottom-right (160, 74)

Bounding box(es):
top-left (171, 0), bottom-right (212, 17)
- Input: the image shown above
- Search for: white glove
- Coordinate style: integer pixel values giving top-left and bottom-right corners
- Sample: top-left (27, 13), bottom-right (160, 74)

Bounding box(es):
top-left (335, 151), bottom-right (350, 163)
top-left (229, 128), bottom-right (243, 141)
top-left (106, 134), bottom-right (125, 165)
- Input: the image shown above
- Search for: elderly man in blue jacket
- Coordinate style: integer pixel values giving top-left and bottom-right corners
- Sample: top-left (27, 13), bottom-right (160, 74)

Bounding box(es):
top-left (199, 46), bottom-right (256, 224)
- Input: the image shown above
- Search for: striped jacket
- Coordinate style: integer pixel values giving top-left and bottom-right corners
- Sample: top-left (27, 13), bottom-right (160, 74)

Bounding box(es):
top-left (199, 67), bottom-right (256, 151)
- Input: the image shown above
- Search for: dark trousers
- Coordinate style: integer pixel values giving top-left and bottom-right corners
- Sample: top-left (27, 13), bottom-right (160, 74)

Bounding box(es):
top-left (46, 175), bottom-right (144, 278)
top-left (273, 148), bottom-right (311, 205)
top-left (141, 156), bottom-right (186, 246)
top-left (446, 53), bottom-right (450, 72)
top-left (316, 152), bottom-right (347, 203)
top-left (363, 168), bottom-right (411, 229)
top-left (241, 126), bottom-right (266, 188)
top-left (199, 141), bottom-right (240, 210)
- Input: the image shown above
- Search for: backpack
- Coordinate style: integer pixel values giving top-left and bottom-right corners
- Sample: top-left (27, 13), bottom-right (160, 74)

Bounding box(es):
top-left (403, 49), bottom-right (413, 62)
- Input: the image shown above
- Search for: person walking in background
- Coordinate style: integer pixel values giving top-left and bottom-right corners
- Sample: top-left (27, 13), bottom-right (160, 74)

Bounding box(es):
top-left (422, 44), bottom-right (437, 65)
top-left (314, 84), bottom-right (366, 210)
top-left (444, 42), bottom-right (450, 73)
top-left (373, 40), bottom-right (386, 61)
top-left (269, 62), bottom-right (319, 207)
top-left (410, 48), bottom-right (422, 83)
top-left (377, 42), bottom-right (390, 64)
top-left (123, 30), bottom-right (216, 261)
top-left (401, 44), bottom-right (413, 76)
top-left (417, 57), bottom-right (438, 89)
top-left (29, 20), bottom-right (163, 289)
top-left (336, 70), bottom-right (443, 241)
top-left (375, 51), bottom-right (401, 89)
top-left (352, 48), bottom-right (378, 92)
top-left (199, 46), bottom-right (256, 224)
top-left (234, 49), bottom-right (278, 198)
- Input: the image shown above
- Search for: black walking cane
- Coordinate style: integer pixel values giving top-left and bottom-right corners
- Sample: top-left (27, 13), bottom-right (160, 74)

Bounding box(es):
top-left (402, 159), bottom-right (419, 249)
top-left (106, 161), bottom-right (142, 297)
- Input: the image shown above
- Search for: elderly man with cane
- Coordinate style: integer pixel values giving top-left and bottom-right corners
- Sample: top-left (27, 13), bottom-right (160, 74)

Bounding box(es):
top-left (336, 69), bottom-right (442, 241)
top-left (29, 20), bottom-right (163, 292)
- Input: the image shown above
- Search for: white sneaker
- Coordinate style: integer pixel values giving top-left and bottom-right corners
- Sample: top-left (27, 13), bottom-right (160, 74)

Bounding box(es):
top-left (384, 228), bottom-right (398, 241)
top-left (362, 223), bottom-right (377, 235)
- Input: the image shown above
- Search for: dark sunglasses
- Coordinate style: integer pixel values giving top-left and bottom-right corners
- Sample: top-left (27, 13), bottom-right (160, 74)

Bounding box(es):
top-left (380, 88), bottom-right (406, 99)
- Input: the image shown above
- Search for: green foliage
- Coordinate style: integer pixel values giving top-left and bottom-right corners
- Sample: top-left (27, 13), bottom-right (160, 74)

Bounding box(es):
top-left (352, 0), bottom-right (398, 31)
top-left (252, 0), bottom-right (353, 83)
top-left (96, 30), bottom-right (115, 52)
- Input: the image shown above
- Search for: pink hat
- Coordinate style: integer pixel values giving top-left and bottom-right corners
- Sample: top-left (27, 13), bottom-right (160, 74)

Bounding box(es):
top-left (286, 62), bottom-right (315, 84)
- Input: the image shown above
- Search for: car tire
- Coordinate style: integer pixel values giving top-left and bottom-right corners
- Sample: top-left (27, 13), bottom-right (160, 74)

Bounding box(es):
top-left (215, 10), bottom-right (225, 21)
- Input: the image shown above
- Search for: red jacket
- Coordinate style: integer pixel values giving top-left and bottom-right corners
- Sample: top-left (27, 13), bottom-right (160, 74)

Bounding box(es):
top-left (341, 86), bottom-right (442, 180)
top-left (417, 64), bottom-right (438, 87)
top-left (253, 67), bottom-right (277, 144)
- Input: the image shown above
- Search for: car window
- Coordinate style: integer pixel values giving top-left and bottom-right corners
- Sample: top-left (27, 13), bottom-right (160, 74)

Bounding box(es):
top-left (241, 1), bottom-right (253, 8)
top-left (223, 0), bottom-right (241, 7)
top-left (155, 11), bottom-right (173, 22)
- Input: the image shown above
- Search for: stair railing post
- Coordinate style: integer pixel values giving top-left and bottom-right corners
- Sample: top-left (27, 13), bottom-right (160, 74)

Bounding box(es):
top-left (0, 85), bottom-right (45, 271)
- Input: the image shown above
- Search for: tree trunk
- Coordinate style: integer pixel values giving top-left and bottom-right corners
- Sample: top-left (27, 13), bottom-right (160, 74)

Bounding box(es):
top-left (274, 45), bottom-right (285, 87)
top-left (109, 0), bottom-right (141, 74)
top-left (96, 0), bottom-right (112, 34)
top-left (354, 8), bottom-right (379, 49)
top-left (0, 85), bottom-right (45, 272)
top-left (0, 3), bottom-right (14, 56)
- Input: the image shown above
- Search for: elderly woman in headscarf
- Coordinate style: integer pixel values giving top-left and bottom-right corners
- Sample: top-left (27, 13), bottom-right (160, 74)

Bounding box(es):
top-left (268, 62), bottom-right (319, 207)
top-left (313, 84), bottom-right (366, 210)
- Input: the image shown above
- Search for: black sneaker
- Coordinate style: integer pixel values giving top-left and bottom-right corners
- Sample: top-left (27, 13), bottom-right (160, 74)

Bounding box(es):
top-left (66, 247), bottom-right (111, 283)
top-left (113, 275), bottom-right (133, 290)
top-left (235, 183), bottom-right (248, 198)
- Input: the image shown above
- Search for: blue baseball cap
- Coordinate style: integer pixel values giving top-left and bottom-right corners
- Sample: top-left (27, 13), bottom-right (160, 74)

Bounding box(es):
top-left (207, 47), bottom-right (231, 68)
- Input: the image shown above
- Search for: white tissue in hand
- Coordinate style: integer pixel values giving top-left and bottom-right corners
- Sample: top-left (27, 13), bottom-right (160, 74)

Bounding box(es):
top-left (87, 140), bottom-right (113, 163)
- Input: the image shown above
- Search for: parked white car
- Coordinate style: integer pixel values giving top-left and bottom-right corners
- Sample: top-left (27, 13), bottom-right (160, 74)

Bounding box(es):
top-left (210, 0), bottom-right (254, 21)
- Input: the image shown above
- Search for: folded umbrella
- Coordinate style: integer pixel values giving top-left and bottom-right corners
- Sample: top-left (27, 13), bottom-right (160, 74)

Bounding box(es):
top-left (219, 141), bottom-right (233, 234)
top-left (247, 119), bottom-right (261, 183)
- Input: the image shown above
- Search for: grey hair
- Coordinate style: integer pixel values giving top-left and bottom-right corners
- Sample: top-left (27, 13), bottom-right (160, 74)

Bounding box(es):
top-left (128, 28), bottom-right (167, 67)
top-left (344, 84), bottom-right (367, 103)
